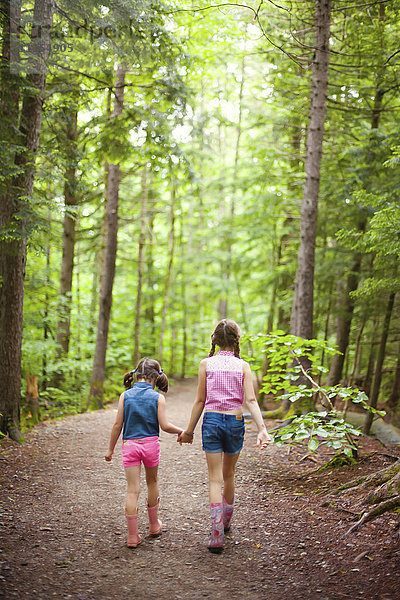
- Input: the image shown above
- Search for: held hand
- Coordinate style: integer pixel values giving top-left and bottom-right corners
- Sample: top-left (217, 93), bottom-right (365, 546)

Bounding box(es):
top-left (104, 451), bottom-right (113, 462)
top-left (257, 429), bottom-right (271, 449)
top-left (178, 431), bottom-right (194, 445)
top-left (176, 429), bottom-right (184, 444)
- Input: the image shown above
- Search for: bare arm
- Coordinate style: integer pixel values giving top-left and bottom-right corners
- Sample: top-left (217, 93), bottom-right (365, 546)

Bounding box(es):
top-left (105, 393), bottom-right (124, 461)
top-left (158, 394), bottom-right (184, 435)
top-left (179, 359), bottom-right (207, 443)
top-left (243, 362), bottom-right (271, 448)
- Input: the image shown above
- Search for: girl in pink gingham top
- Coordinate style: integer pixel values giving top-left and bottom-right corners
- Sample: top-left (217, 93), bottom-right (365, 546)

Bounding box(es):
top-left (179, 319), bottom-right (270, 554)
top-left (205, 350), bottom-right (244, 412)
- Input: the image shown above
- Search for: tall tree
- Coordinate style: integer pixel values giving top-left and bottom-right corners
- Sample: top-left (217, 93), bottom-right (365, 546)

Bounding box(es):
top-left (290, 0), bottom-right (331, 342)
top-left (328, 4), bottom-right (388, 387)
top-left (133, 165), bottom-right (148, 365)
top-left (55, 101), bottom-right (80, 364)
top-left (0, 0), bottom-right (55, 439)
top-left (363, 292), bottom-right (396, 435)
top-left (88, 65), bottom-right (126, 408)
top-left (158, 167), bottom-right (176, 363)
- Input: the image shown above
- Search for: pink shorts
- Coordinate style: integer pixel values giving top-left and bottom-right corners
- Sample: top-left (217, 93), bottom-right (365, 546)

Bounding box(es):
top-left (122, 436), bottom-right (160, 468)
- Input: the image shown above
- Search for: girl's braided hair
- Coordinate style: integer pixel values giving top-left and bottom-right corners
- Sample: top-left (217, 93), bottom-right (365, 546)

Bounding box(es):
top-left (123, 358), bottom-right (168, 392)
top-left (208, 319), bottom-right (241, 358)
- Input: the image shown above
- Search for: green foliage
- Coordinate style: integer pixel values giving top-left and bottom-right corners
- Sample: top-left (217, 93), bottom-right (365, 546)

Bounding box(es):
top-left (243, 332), bottom-right (386, 457)
top-left (271, 411), bottom-right (361, 458)
top-left (23, 387), bottom-right (85, 427)
top-left (242, 331), bottom-right (337, 395)
top-left (11, 0), bottom-right (400, 434)
top-left (330, 386), bottom-right (385, 417)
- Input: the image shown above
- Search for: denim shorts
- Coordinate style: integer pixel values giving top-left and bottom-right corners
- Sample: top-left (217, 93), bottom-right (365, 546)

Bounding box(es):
top-left (202, 412), bottom-right (245, 455)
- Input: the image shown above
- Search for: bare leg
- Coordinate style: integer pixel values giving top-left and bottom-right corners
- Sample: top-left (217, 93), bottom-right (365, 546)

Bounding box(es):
top-left (125, 465), bottom-right (141, 515)
top-left (145, 465), bottom-right (159, 507)
top-left (206, 453), bottom-right (224, 552)
top-left (206, 452), bottom-right (223, 504)
top-left (145, 465), bottom-right (162, 535)
top-left (222, 452), bottom-right (240, 504)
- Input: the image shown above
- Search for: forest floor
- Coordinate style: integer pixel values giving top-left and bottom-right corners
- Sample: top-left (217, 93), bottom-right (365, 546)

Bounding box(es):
top-left (1, 378), bottom-right (400, 600)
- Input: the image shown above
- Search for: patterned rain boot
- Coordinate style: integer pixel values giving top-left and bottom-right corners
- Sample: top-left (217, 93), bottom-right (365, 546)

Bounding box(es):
top-left (126, 511), bottom-right (142, 548)
top-left (208, 502), bottom-right (224, 554)
top-left (223, 495), bottom-right (234, 533)
top-left (147, 498), bottom-right (163, 537)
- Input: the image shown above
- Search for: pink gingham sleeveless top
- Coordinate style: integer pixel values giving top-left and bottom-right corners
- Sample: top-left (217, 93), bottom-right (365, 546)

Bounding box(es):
top-left (204, 350), bottom-right (244, 411)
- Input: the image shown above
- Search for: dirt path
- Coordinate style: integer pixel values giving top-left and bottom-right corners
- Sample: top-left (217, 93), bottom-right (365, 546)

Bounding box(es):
top-left (1, 379), bottom-right (400, 600)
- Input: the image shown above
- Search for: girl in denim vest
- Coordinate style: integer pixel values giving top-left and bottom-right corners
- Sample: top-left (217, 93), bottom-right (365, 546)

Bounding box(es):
top-left (179, 319), bottom-right (270, 553)
top-left (105, 358), bottom-right (183, 548)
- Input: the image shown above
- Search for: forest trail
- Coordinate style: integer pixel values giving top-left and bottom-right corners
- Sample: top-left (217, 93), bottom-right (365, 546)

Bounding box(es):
top-left (1, 379), bottom-right (400, 600)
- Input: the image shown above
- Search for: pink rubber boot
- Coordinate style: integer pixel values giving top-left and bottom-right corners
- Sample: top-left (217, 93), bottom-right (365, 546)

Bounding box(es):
top-left (223, 495), bottom-right (234, 533)
top-left (208, 502), bottom-right (224, 554)
top-left (147, 498), bottom-right (162, 537)
top-left (126, 512), bottom-right (142, 548)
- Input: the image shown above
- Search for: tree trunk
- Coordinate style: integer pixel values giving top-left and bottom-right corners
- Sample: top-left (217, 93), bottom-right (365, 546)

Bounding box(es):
top-left (74, 235), bottom-right (81, 372)
top-left (1, 0), bottom-right (21, 158)
top-left (218, 50), bottom-right (245, 321)
top-left (169, 326), bottom-right (176, 376)
top-left (327, 250), bottom-right (363, 386)
top-left (258, 235), bottom-right (282, 402)
top-left (217, 115), bottom-right (228, 321)
top-left (55, 106), bottom-right (79, 363)
top-left (290, 0), bottom-right (331, 341)
top-left (25, 374), bottom-right (40, 425)
top-left (0, 0), bottom-right (54, 439)
top-left (178, 209), bottom-right (188, 379)
top-left (387, 342), bottom-right (400, 416)
top-left (328, 7), bottom-right (386, 388)
top-left (327, 86), bottom-right (382, 387)
top-left (88, 90), bottom-right (112, 341)
top-left (158, 170), bottom-right (176, 363)
top-left (363, 316), bottom-right (378, 397)
top-left (43, 209), bottom-right (51, 389)
top-left (88, 66), bottom-right (126, 408)
top-left (287, 0), bottom-right (331, 414)
top-left (133, 166), bottom-right (148, 366)
top-left (349, 316), bottom-right (365, 386)
top-left (363, 293), bottom-right (396, 435)
top-left (144, 208), bottom-right (156, 355)
top-left (180, 289), bottom-right (188, 379)
top-left (318, 280), bottom-right (333, 385)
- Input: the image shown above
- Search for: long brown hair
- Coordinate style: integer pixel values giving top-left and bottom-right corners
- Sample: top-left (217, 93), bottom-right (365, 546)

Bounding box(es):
top-left (123, 358), bottom-right (168, 392)
top-left (208, 319), bottom-right (241, 358)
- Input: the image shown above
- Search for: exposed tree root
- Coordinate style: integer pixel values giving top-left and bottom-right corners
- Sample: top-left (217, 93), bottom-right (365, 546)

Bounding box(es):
top-left (367, 451), bottom-right (400, 461)
top-left (340, 460), bottom-right (400, 533)
top-left (364, 470), bottom-right (400, 505)
top-left (346, 495), bottom-right (400, 535)
top-left (339, 459), bottom-right (400, 493)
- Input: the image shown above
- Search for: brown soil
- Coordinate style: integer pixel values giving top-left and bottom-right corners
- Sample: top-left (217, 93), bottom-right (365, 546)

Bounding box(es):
top-left (1, 379), bottom-right (400, 600)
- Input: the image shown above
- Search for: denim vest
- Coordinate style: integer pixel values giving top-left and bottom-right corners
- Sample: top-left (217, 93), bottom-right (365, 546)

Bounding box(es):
top-left (123, 382), bottom-right (159, 439)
